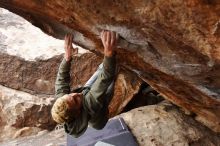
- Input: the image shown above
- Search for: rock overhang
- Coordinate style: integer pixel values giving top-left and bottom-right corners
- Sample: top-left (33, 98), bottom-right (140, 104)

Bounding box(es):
top-left (0, 0), bottom-right (220, 132)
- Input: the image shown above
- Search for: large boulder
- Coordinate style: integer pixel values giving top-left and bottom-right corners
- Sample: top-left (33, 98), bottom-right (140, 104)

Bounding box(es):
top-left (109, 68), bottom-right (143, 117)
top-left (0, 84), bottom-right (55, 142)
top-left (120, 101), bottom-right (220, 146)
top-left (0, 0), bottom-right (219, 132)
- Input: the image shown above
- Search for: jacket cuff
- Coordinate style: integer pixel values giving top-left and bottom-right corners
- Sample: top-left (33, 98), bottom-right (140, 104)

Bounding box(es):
top-left (60, 57), bottom-right (72, 71)
top-left (103, 55), bottom-right (116, 72)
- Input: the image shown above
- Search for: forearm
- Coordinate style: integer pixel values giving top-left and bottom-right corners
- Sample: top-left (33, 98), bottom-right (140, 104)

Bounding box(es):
top-left (84, 55), bottom-right (116, 114)
top-left (55, 58), bottom-right (72, 98)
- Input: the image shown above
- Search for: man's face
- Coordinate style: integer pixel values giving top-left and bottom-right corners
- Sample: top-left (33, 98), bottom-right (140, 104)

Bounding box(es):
top-left (66, 93), bottom-right (83, 112)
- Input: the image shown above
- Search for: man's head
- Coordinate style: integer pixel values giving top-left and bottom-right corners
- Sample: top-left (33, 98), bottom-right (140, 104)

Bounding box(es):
top-left (51, 93), bottom-right (83, 124)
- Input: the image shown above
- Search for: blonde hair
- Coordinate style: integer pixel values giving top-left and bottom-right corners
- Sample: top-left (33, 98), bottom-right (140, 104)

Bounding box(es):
top-left (51, 94), bottom-right (70, 124)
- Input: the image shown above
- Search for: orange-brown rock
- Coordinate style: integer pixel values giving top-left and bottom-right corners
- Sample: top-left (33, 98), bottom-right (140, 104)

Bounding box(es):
top-left (109, 68), bottom-right (142, 117)
top-left (1, 0), bottom-right (220, 132)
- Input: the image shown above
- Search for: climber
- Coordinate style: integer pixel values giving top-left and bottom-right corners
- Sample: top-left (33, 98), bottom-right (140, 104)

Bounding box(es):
top-left (51, 30), bottom-right (117, 138)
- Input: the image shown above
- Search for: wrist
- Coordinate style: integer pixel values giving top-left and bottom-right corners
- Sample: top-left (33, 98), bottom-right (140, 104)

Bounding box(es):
top-left (104, 52), bottom-right (113, 57)
top-left (104, 48), bottom-right (115, 57)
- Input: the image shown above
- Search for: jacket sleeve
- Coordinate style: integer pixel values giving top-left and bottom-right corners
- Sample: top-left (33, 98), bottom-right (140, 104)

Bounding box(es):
top-left (83, 55), bottom-right (116, 116)
top-left (55, 58), bottom-right (71, 98)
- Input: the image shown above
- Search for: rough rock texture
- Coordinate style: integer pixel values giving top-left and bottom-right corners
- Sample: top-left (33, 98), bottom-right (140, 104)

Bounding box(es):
top-left (0, 84), bottom-right (55, 142)
top-left (109, 68), bottom-right (143, 117)
top-left (0, 0), bottom-right (219, 131)
top-left (120, 101), bottom-right (220, 146)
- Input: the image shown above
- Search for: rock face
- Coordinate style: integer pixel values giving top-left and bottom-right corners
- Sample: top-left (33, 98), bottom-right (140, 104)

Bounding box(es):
top-left (120, 101), bottom-right (220, 146)
top-left (0, 0), bottom-right (219, 132)
top-left (109, 68), bottom-right (143, 117)
top-left (0, 84), bottom-right (55, 142)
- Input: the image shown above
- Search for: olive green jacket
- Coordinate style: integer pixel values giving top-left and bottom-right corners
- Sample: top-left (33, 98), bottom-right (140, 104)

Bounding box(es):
top-left (55, 55), bottom-right (116, 137)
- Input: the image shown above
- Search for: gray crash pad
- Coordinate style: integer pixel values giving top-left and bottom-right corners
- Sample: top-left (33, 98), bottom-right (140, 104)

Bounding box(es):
top-left (67, 118), bottom-right (138, 146)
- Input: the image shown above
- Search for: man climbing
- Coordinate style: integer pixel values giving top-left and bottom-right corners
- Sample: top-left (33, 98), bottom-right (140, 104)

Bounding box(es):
top-left (51, 30), bottom-right (117, 137)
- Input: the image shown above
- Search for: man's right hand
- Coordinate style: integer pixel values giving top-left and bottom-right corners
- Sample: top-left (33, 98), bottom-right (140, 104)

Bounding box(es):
top-left (101, 30), bottom-right (117, 57)
top-left (64, 34), bottom-right (78, 62)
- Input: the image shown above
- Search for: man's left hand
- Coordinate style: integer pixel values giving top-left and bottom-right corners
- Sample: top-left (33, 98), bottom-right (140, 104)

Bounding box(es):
top-left (64, 34), bottom-right (78, 62)
top-left (101, 30), bottom-right (117, 57)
